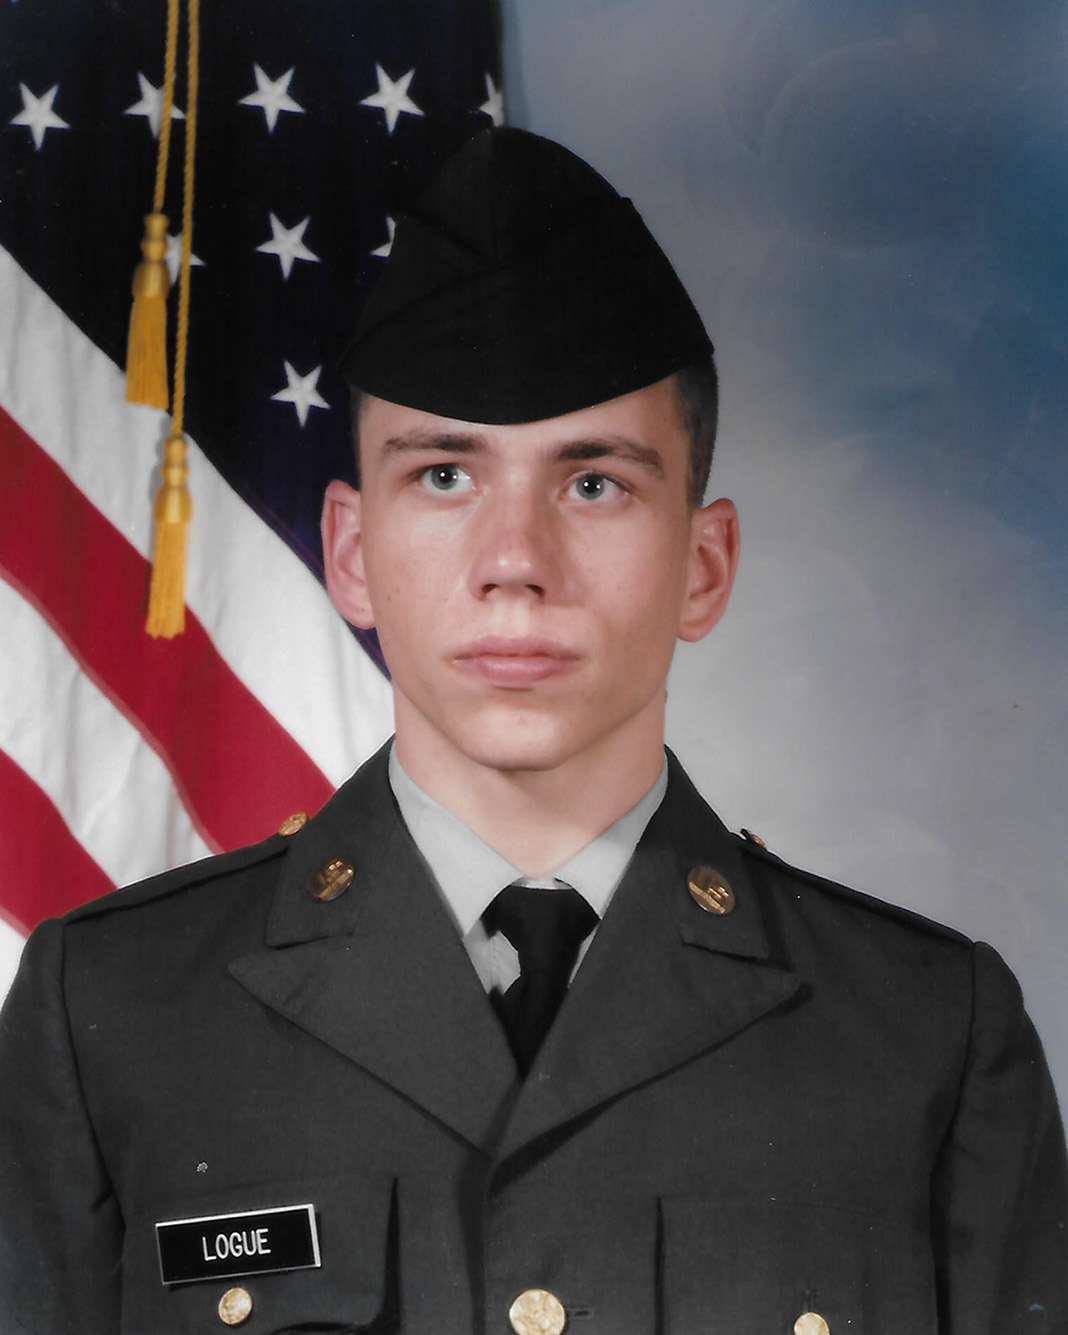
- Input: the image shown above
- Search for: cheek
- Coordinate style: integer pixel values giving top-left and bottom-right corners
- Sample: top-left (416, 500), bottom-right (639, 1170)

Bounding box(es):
top-left (364, 504), bottom-right (465, 590)
top-left (585, 527), bottom-right (690, 629)
top-left (362, 530), bottom-right (463, 674)
top-left (362, 525), bottom-right (430, 616)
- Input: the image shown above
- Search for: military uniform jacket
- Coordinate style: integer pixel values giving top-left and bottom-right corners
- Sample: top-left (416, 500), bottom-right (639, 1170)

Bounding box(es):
top-left (1, 743), bottom-right (1066, 1334)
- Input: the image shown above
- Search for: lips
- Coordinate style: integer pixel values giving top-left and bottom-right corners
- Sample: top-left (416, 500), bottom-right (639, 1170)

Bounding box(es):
top-left (453, 636), bottom-right (580, 687)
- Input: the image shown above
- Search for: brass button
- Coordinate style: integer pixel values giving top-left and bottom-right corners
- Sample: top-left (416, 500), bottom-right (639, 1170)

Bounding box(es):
top-left (218, 1286), bottom-right (253, 1326)
top-left (740, 827), bottom-right (766, 848)
top-left (794, 1314), bottom-right (830, 1335)
top-left (508, 1287), bottom-right (567, 1335)
top-left (307, 857), bottom-right (355, 902)
top-left (278, 811), bottom-right (308, 837)
top-left (687, 866), bottom-right (735, 915)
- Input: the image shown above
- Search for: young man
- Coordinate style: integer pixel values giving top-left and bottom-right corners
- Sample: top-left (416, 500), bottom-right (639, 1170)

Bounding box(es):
top-left (1, 128), bottom-right (1065, 1335)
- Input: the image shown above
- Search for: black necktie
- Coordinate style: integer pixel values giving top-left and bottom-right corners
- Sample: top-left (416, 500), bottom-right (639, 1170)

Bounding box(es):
top-left (482, 882), bottom-right (598, 1074)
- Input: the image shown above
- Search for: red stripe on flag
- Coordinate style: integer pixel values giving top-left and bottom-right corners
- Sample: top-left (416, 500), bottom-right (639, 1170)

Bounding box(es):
top-left (0, 406), bottom-right (334, 869)
top-left (0, 749), bottom-right (115, 934)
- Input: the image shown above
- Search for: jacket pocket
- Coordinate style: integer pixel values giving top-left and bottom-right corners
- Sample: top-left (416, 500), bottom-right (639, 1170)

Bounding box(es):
top-left (660, 1196), bottom-right (937, 1334)
top-left (121, 1171), bottom-right (395, 1334)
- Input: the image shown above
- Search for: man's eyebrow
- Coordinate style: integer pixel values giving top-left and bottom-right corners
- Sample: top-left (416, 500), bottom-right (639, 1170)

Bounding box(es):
top-left (380, 430), bottom-right (486, 457)
top-left (554, 437), bottom-right (666, 478)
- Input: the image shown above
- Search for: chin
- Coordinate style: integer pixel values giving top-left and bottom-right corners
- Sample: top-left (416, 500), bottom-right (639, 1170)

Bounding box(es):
top-left (444, 712), bottom-right (589, 775)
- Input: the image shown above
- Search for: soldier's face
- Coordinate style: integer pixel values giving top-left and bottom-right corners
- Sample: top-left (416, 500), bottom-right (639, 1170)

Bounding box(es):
top-left (322, 377), bottom-right (738, 776)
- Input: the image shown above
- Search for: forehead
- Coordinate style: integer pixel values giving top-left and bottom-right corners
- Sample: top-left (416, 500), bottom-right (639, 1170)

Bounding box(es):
top-left (357, 376), bottom-right (687, 465)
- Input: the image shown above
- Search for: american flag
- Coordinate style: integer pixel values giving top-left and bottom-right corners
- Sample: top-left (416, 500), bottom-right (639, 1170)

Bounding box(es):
top-left (0, 2), bottom-right (503, 960)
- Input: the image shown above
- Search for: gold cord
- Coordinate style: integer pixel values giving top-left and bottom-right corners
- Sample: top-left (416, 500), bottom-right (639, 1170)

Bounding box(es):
top-left (145, 0), bottom-right (199, 638)
top-left (153, 0), bottom-right (180, 214)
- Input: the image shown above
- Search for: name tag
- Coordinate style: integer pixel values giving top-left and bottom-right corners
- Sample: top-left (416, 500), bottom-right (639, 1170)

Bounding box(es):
top-left (156, 1203), bottom-right (321, 1285)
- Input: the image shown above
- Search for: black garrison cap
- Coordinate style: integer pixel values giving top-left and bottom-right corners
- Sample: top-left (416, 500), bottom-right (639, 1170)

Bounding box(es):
top-left (342, 127), bottom-right (712, 423)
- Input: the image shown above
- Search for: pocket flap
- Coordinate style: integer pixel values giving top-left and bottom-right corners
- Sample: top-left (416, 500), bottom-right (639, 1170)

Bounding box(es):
top-left (661, 1196), bottom-right (936, 1333)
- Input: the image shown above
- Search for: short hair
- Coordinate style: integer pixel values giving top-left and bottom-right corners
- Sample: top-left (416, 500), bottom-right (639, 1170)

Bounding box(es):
top-left (349, 356), bottom-right (719, 508)
top-left (348, 384), bottom-right (368, 487)
top-left (672, 354), bottom-right (719, 507)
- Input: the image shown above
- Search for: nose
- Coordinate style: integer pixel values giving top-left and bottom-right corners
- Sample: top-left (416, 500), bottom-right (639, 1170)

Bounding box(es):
top-left (466, 483), bottom-right (564, 601)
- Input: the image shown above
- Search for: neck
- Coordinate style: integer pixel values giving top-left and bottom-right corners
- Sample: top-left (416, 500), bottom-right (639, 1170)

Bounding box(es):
top-left (392, 702), bottom-right (666, 877)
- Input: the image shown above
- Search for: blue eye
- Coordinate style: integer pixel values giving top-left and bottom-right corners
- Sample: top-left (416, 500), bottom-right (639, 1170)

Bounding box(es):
top-left (570, 473), bottom-right (621, 501)
top-left (420, 463), bottom-right (473, 493)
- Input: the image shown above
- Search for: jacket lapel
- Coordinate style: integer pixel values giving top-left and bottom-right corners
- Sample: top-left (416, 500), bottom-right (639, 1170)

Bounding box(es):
top-left (229, 743), bottom-right (798, 1161)
top-left (496, 754), bottom-right (801, 1163)
top-left (229, 743), bottom-right (517, 1151)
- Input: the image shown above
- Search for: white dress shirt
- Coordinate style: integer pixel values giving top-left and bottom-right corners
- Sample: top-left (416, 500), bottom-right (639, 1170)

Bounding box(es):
top-left (388, 745), bottom-right (668, 994)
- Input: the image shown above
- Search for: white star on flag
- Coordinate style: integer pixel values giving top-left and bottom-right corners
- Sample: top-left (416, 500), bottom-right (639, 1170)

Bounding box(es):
top-left (124, 73), bottom-right (184, 139)
top-left (11, 84), bottom-right (69, 150)
top-left (256, 214), bottom-right (320, 279)
top-left (371, 216), bottom-right (396, 259)
top-left (479, 73), bottom-right (504, 126)
top-left (360, 64), bottom-right (423, 134)
top-left (271, 361), bottom-right (329, 427)
top-left (165, 233), bottom-right (205, 286)
top-left (238, 65), bottom-right (305, 133)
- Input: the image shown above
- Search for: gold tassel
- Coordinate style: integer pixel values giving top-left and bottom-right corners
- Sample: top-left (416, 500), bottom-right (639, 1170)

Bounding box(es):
top-left (146, 433), bottom-right (191, 638)
top-left (141, 0), bottom-right (198, 636)
top-left (125, 213), bottom-right (171, 408)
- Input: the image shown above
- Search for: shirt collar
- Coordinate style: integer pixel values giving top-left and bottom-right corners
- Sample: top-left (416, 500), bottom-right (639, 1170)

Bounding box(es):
top-left (388, 744), bottom-right (668, 935)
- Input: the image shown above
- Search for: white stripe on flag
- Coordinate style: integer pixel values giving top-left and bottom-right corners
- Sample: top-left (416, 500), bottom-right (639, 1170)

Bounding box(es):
top-left (0, 578), bottom-right (212, 884)
top-left (0, 244), bottom-right (393, 789)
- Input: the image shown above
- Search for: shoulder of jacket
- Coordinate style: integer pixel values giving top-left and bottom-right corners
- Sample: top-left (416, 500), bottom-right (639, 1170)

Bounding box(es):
top-left (64, 832), bottom-right (292, 925)
top-left (733, 830), bottom-right (971, 946)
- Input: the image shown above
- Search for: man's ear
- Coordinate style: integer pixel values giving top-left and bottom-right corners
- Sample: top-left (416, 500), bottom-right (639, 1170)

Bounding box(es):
top-left (321, 480), bottom-right (375, 629)
top-left (677, 497), bottom-right (740, 642)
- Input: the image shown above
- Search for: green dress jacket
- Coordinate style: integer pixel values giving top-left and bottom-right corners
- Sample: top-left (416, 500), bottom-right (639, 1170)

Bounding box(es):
top-left (1, 743), bottom-right (1065, 1333)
